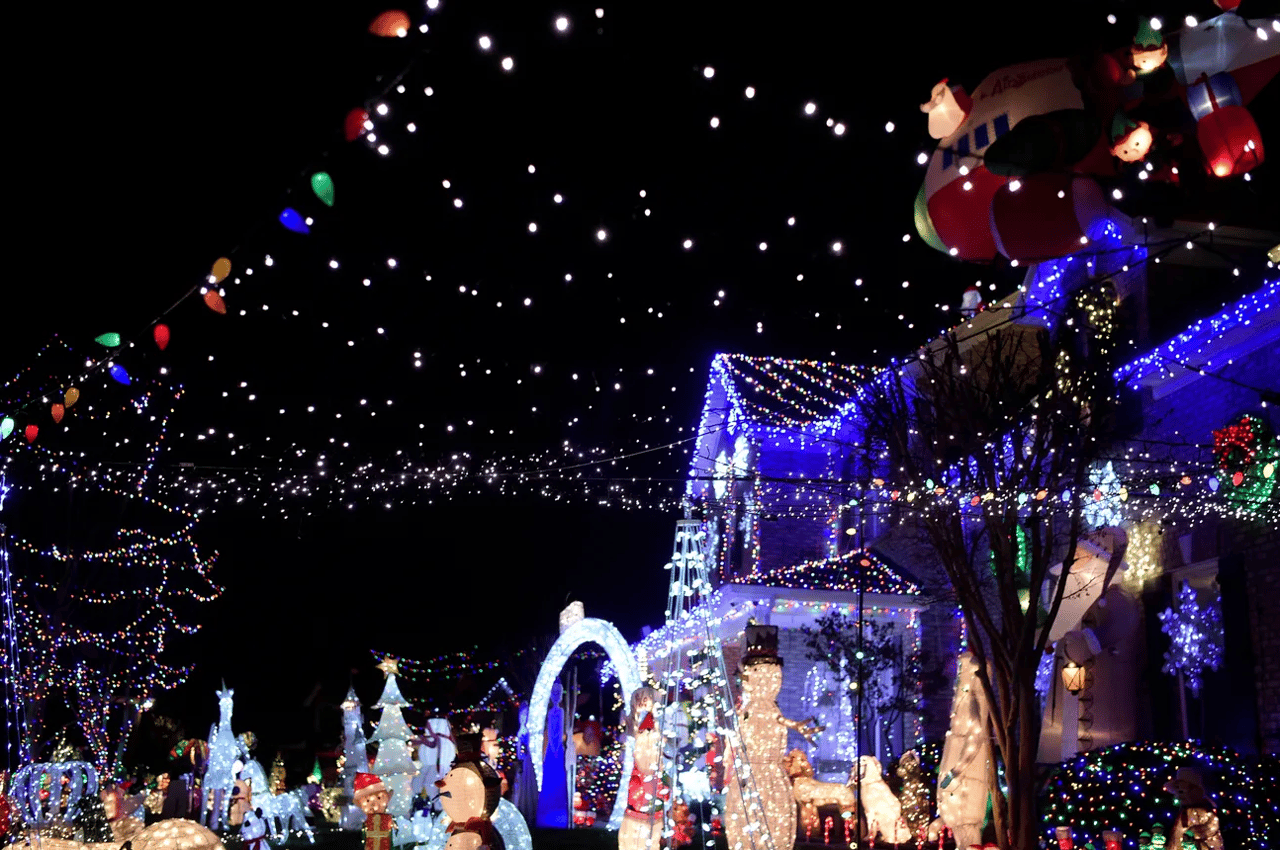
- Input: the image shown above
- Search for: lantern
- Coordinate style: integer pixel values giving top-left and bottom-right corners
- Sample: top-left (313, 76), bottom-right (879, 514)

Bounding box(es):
top-left (203, 289), bottom-right (227, 315)
top-left (1061, 661), bottom-right (1086, 695)
top-left (1197, 105), bottom-right (1264, 177)
top-left (311, 172), bottom-right (335, 207)
top-left (210, 257), bottom-right (232, 284)
top-left (369, 10), bottom-right (411, 37)
top-left (344, 108), bottom-right (370, 142)
top-left (24, 424), bottom-right (38, 444)
top-left (51, 404), bottom-right (64, 424)
top-left (279, 208), bottom-right (309, 233)
top-left (64, 387), bottom-right (79, 407)
top-left (154, 324), bottom-right (170, 350)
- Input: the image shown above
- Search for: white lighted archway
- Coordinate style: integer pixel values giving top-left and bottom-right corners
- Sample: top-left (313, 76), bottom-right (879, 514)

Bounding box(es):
top-left (529, 616), bottom-right (641, 831)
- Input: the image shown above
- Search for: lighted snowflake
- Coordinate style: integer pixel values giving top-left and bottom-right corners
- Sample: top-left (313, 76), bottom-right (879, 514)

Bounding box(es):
top-left (1083, 461), bottom-right (1124, 529)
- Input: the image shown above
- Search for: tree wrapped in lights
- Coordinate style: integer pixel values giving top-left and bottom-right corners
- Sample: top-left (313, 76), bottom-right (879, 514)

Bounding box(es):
top-left (0, 368), bottom-right (220, 770)
top-left (3, 480), bottom-right (220, 770)
top-left (853, 281), bottom-right (1127, 850)
top-left (1158, 583), bottom-right (1224, 697)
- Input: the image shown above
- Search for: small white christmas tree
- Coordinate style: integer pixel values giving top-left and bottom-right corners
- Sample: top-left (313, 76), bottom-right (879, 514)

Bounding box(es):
top-left (341, 686), bottom-right (370, 800)
top-left (370, 658), bottom-right (417, 818)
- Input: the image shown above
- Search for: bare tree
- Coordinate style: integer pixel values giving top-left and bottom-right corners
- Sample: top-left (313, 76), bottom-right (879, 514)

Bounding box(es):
top-left (853, 282), bottom-right (1121, 850)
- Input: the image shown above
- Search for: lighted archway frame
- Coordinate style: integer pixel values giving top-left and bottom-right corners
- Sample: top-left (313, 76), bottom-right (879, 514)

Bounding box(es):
top-left (529, 617), bottom-right (641, 831)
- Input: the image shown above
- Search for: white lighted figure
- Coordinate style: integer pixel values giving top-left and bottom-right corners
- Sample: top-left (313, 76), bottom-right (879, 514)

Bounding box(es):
top-left (240, 807), bottom-right (269, 850)
top-left (920, 79), bottom-right (971, 140)
top-left (437, 733), bottom-right (502, 849)
top-left (856, 756), bottom-right (912, 844)
top-left (929, 653), bottom-right (992, 850)
top-left (619, 686), bottom-right (663, 850)
top-left (724, 624), bottom-right (822, 850)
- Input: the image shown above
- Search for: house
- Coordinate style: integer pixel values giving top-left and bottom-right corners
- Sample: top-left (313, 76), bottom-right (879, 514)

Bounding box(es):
top-left (641, 217), bottom-right (1279, 772)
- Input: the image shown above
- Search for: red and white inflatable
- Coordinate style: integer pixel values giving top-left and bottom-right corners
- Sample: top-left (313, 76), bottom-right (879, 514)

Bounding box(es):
top-left (916, 11), bottom-right (1279, 264)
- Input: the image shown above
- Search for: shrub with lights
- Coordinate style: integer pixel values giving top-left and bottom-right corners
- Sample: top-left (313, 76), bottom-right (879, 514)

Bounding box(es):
top-left (1040, 741), bottom-right (1277, 849)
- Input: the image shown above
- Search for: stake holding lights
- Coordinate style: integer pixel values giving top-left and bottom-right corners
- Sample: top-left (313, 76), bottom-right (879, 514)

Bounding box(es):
top-left (203, 289), bottom-right (227, 314)
top-left (368, 10), bottom-right (411, 37)
top-left (344, 108), bottom-right (370, 141)
top-left (311, 172), bottom-right (335, 206)
top-left (278, 208), bottom-right (309, 234)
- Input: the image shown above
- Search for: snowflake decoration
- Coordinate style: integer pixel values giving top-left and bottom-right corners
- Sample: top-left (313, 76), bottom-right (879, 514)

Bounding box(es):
top-left (1159, 582), bottom-right (1224, 696)
top-left (1083, 461), bottom-right (1124, 529)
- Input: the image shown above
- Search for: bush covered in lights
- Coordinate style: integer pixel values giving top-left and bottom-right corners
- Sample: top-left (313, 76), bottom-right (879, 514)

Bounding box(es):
top-left (1040, 741), bottom-right (1278, 849)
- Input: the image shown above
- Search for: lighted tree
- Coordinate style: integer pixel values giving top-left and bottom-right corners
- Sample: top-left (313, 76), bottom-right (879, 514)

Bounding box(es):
top-left (1159, 581), bottom-right (1224, 739)
top-left (800, 609), bottom-right (925, 763)
top-left (852, 281), bottom-right (1124, 850)
top-left (369, 658), bottom-right (417, 818)
top-left (0, 365), bottom-right (221, 771)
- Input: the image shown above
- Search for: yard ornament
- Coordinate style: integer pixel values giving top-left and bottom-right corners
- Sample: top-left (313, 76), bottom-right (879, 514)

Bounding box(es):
top-left (915, 11), bottom-right (1279, 263)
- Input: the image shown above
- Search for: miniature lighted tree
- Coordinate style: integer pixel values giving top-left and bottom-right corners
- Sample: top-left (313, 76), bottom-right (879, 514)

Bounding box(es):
top-left (370, 658), bottom-right (417, 818)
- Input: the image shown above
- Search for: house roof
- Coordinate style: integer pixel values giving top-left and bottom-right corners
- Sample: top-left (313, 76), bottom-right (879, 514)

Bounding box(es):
top-left (729, 548), bottom-right (922, 596)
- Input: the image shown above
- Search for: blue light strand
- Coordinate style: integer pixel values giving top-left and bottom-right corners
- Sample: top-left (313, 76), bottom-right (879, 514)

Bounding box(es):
top-left (1114, 279), bottom-right (1278, 389)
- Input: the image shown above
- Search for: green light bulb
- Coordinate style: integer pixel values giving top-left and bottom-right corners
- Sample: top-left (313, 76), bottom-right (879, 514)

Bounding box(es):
top-left (95, 332), bottom-right (122, 347)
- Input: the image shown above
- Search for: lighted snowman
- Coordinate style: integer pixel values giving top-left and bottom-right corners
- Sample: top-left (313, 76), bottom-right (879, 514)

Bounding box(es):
top-left (437, 733), bottom-right (503, 850)
top-left (724, 624), bottom-right (822, 850)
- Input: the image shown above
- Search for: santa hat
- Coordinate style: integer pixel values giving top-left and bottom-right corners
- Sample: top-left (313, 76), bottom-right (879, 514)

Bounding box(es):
top-left (353, 772), bottom-right (388, 803)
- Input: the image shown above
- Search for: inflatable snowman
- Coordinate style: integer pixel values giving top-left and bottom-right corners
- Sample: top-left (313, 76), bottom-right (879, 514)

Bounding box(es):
top-left (437, 733), bottom-right (503, 850)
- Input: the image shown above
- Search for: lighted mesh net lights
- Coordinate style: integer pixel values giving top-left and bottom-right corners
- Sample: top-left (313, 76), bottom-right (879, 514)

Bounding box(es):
top-left (132, 819), bottom-right (225, 850)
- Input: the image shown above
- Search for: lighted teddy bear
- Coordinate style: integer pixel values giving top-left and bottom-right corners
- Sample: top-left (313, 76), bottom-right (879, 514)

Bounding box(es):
top-left (1162, 767), bottom-right (1223, 850)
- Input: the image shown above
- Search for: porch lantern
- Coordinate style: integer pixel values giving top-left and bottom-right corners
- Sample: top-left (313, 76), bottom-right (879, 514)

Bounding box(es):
top-left (1061, 660), bottom-right (1086, 695)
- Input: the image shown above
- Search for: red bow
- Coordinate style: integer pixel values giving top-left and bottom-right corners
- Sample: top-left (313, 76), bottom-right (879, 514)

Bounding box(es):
top-left (449, 817), bottom-right (497, 846)
top-left (638, 713), bottom-right (655, 733)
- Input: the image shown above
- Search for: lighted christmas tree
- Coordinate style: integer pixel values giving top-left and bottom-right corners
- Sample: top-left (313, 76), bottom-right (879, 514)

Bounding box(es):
top-left (271, 752), bottom-right (287, 794)
top-left (370, 658), bottom-right (417, 818)
top-left (1159, 583), bottom-right (1224, 696)
top-left (341, 686), bottom-right (369, 799)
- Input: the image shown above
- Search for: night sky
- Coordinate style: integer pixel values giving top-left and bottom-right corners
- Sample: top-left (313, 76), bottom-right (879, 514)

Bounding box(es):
top-left (5, 0), bottom-right (1277, 764)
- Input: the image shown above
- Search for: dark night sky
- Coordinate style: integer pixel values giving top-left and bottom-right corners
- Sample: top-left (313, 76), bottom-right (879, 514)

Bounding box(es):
top-left (4, 0), bottom-right (1277, 760)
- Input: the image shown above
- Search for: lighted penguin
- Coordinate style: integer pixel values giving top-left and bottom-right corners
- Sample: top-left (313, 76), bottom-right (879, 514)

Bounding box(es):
top-left (928, 652), bottom-right (993, 850)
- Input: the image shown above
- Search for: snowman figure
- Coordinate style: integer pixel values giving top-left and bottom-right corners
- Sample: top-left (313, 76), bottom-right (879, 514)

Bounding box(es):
top-left (241, 808), bottom-right (269, 850)
top-left (354, 773), bottom-right (395, 850)
top-left (436, 732), bottom-right (504, 850)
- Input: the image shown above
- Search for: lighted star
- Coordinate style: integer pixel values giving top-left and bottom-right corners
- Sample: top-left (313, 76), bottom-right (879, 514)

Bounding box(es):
top-left (376, 657), bottom-right (400, 677)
